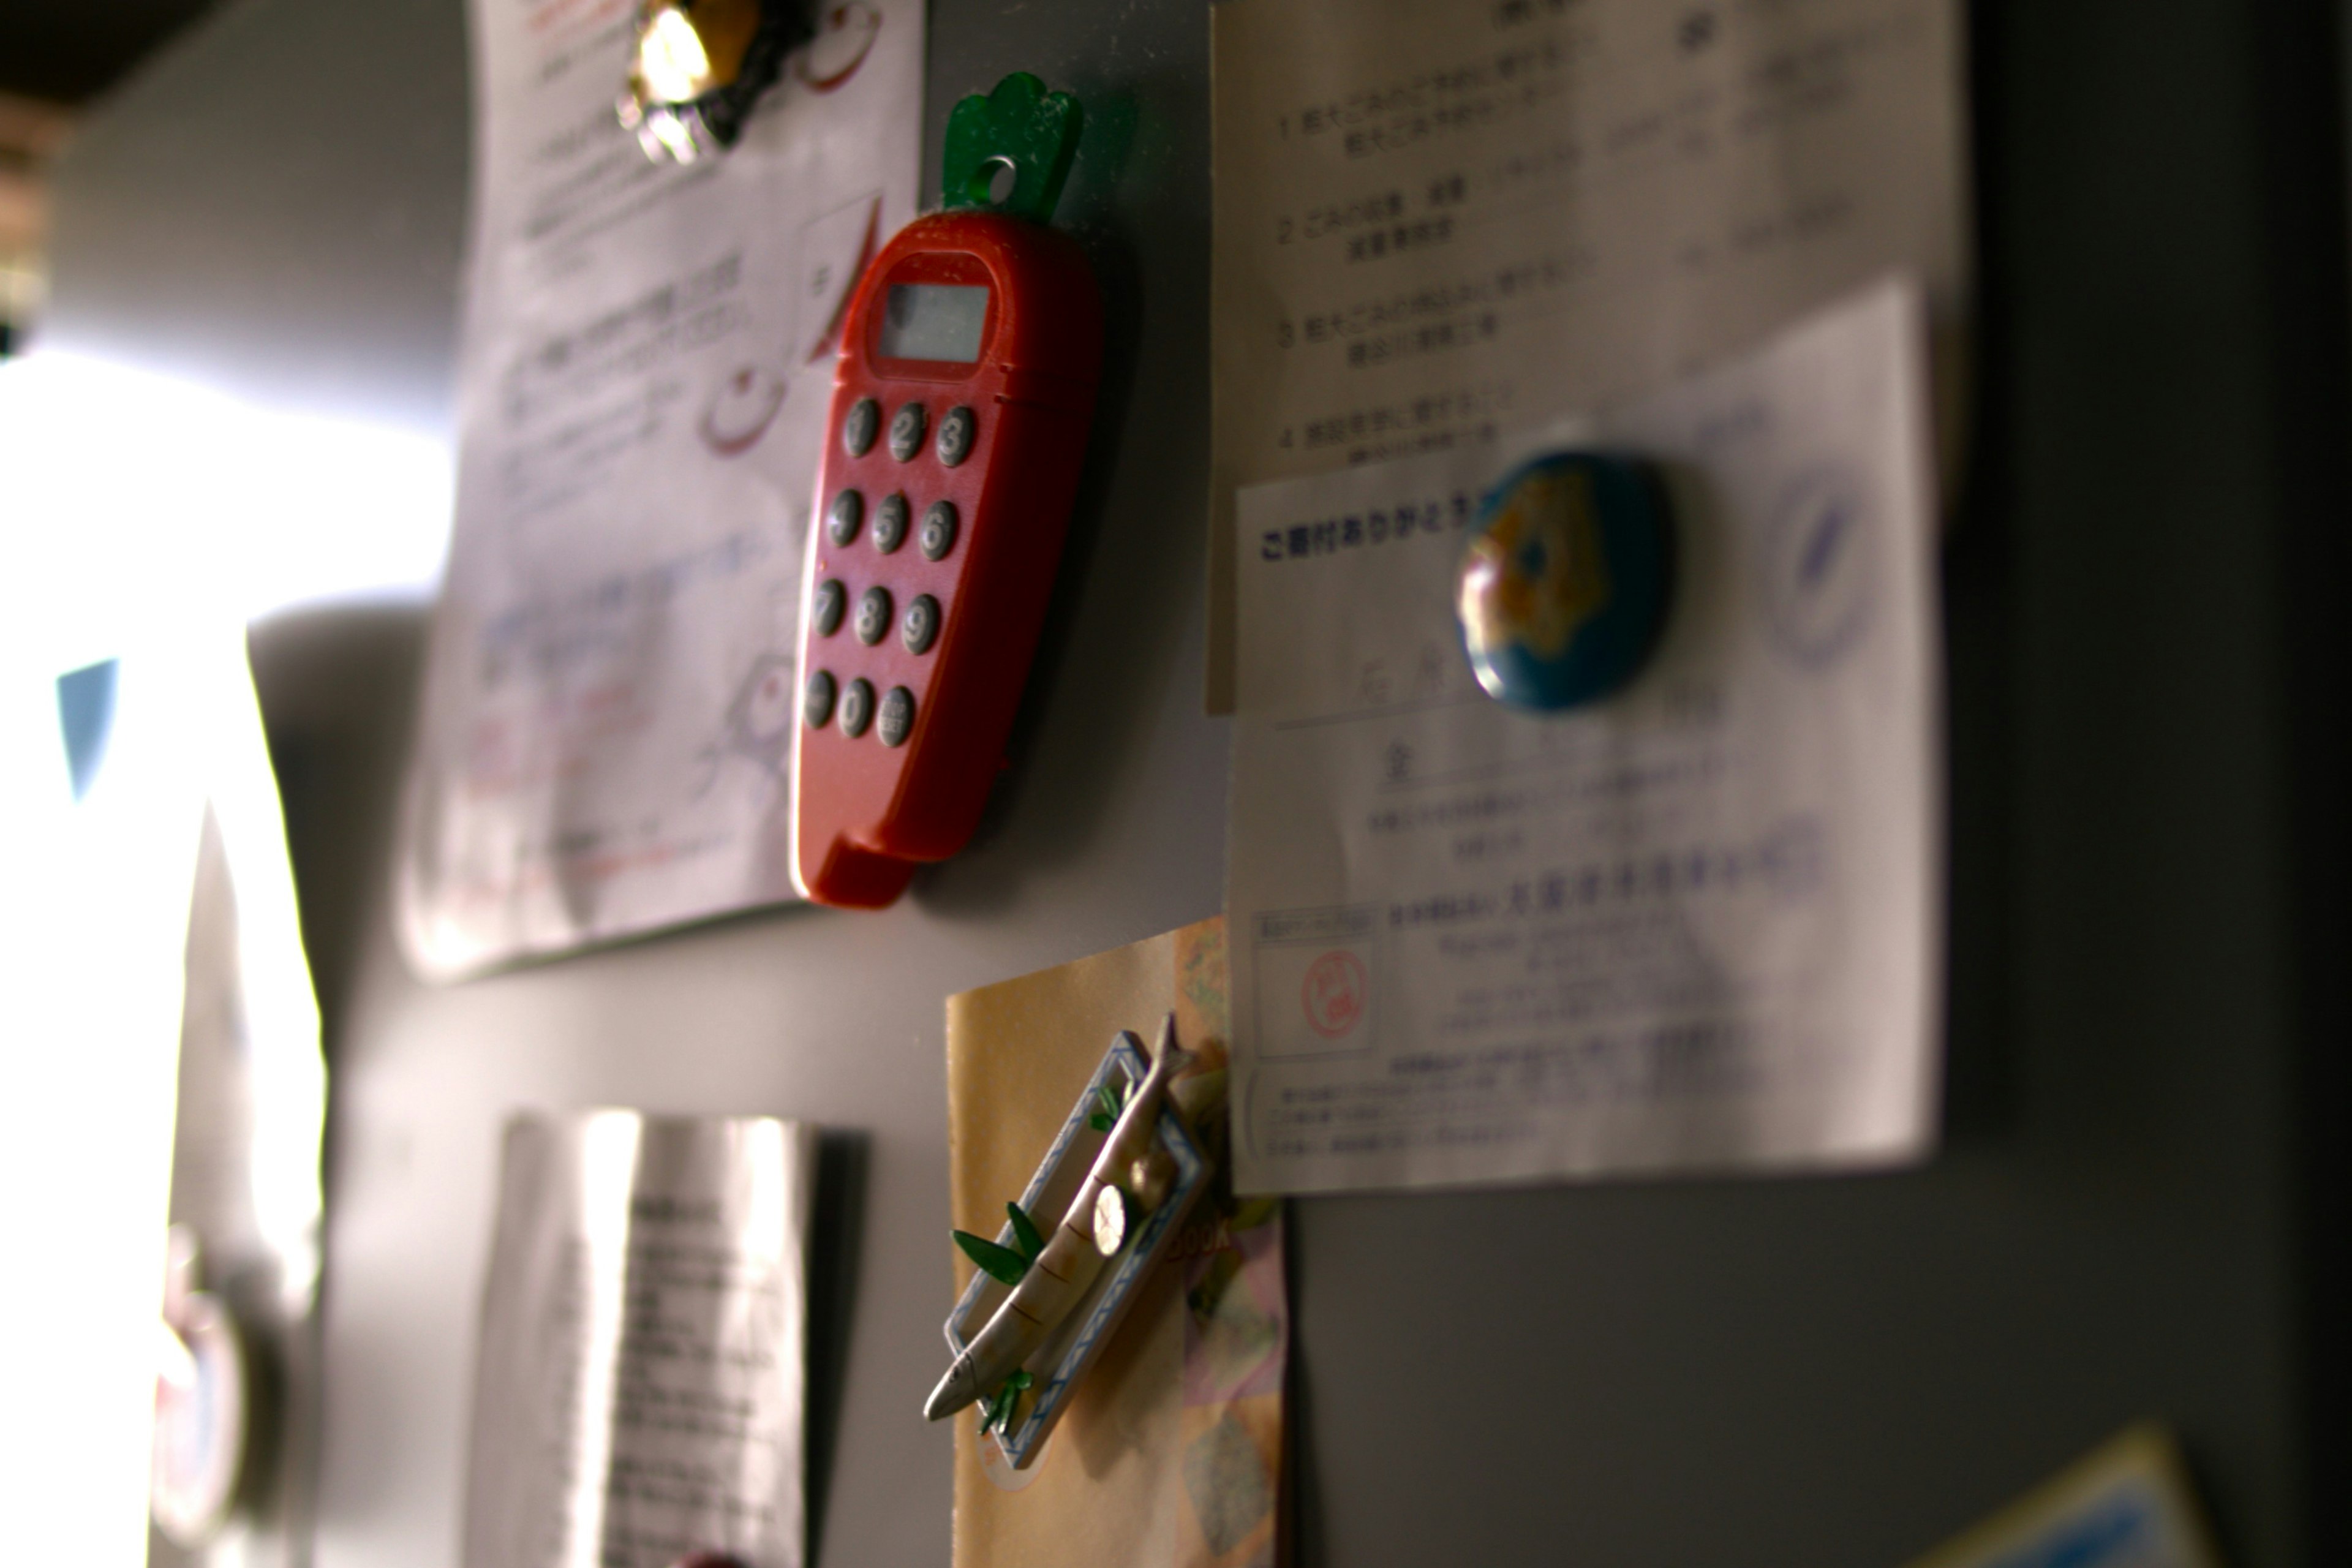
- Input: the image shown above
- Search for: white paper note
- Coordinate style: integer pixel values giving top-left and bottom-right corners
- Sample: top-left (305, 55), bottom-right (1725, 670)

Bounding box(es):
top-left (462, 1112), bottom-right (817, 1568)
top-left (398, 0), bottom-right (922, 976)
top-left (1207, 0), bottom-right (1969, 706)
top-left (1228, 278), bottom-right (1940, 1194)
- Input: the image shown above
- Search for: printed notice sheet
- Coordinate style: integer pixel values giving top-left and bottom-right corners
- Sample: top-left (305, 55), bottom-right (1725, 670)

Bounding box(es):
top-left (398, 0), bottom-right (921, 976)
top-left (1207, 0), bottom-right (1969, 706)
top-left (462, 1112), bottom-right (816, 1568)
top-left (1228, 279), bottom-right (1940, 1194)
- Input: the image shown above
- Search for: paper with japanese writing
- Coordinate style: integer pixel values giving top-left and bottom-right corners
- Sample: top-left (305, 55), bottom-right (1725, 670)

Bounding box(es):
top-left (461, 1111), bottom-right (816, 1568)
top-left (396, 0), bottom-right (921, 976)
top-left (1227, 277), bottom-right (1940, 1194)
top-left (1206, 0), bottom-right (1968, 707)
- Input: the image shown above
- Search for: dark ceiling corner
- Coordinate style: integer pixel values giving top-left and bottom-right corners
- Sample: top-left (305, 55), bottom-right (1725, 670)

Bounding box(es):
top-left (0, 0), bottom-right (225, 107)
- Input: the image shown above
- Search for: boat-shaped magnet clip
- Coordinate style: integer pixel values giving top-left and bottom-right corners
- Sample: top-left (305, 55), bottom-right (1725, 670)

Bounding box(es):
top-left (926, 1015), bottom-right (1217, 1471)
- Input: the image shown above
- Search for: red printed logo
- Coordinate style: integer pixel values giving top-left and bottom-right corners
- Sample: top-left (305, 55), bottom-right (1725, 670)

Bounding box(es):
top-left (1301, 951), bottom-right (1368, 1039)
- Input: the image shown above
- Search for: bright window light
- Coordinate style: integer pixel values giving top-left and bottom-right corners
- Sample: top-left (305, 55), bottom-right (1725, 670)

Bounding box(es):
top-left (0, 347), bottom-right (443, 1559)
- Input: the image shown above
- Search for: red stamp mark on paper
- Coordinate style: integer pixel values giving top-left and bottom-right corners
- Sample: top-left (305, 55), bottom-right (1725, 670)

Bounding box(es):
top-left (1301, 950), bottom-right (1367, 1039)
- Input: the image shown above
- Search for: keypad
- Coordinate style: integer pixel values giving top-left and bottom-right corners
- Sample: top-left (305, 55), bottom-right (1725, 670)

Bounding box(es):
top-left (840, 677), bottom-right (875, 737)
top-left (871, 492), bottom-right (909, 554)
top-left (812, 579), bottom-right (846, 637)
top-left (901, 594), bottom-right (940, 655)
top-left (826, 489), bottom-right (863, 547)
top-left (854, 586), bottom-right (892, 645)
top-left (888, 402), bottom-right (926, 462)
top-left (919, 501), bottom-right (958, 561)
top-left (842, 398), bottom-right (879, 458)
top-left (804, 670), bottom-right (837, 728)
top-left (814, 394), bottom-right (980, 749)
top-left (878, 686), bottom-right (916, 747)
top-left (936, 405), bottom-right (977, 467)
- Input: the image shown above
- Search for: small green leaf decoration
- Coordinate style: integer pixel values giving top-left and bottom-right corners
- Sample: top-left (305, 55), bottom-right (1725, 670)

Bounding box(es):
top-left (1088, 1078), bottom-right (1132, 1132)
top-left (979, 1370), bottom-right (1036, 1436)
top-left (1005, 1201), bottom-right (1045, 1262)
top-left (941, 72), bottom-right (1083, 224)
top-left (953, 1229), bottom-right (1031, 1286)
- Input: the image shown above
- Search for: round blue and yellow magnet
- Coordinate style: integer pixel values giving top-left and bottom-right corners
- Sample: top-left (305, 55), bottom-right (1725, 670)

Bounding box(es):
top-left (1455, 451), bottom-right (1674, 710)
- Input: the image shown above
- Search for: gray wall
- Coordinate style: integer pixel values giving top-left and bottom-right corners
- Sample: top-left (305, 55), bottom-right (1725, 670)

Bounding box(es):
top-left (43, 0), bottom-right (2351, 1564)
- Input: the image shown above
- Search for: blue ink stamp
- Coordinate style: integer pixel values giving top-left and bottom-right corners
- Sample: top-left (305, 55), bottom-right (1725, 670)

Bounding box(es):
top-left (1762, 467), bottom-right (1874, 666)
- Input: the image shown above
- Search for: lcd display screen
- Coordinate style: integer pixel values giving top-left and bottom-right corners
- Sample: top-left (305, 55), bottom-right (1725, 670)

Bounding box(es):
top-left (878, 284), bottom-right (990, 363)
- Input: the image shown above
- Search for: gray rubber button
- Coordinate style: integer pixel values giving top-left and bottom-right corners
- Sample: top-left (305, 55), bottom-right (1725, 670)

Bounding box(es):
top-left (888, 401), bottom-right (926, 462)
top-left (878, 685), bottom-right (916, 747)
top-left (826, 489), bottom-right (863, 547)
top-left (919, 500), bottom-right (959, 561)
top-left (936, 405), bottom-right (978, 467)
top-left (871, 492), bottom-right (910, 554)
top-left (811, 579), bottom-right (846, 637)
top-left (840, 677), bottom-right (875, 737)
top-left (804, 670), bottom-right (837, 728)
top-left (854, 585), bottom-right (892, 646)
top-left (842, 398), bottom-right (879, 457)
top-left (902, 594), bottom-right (940, 655)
